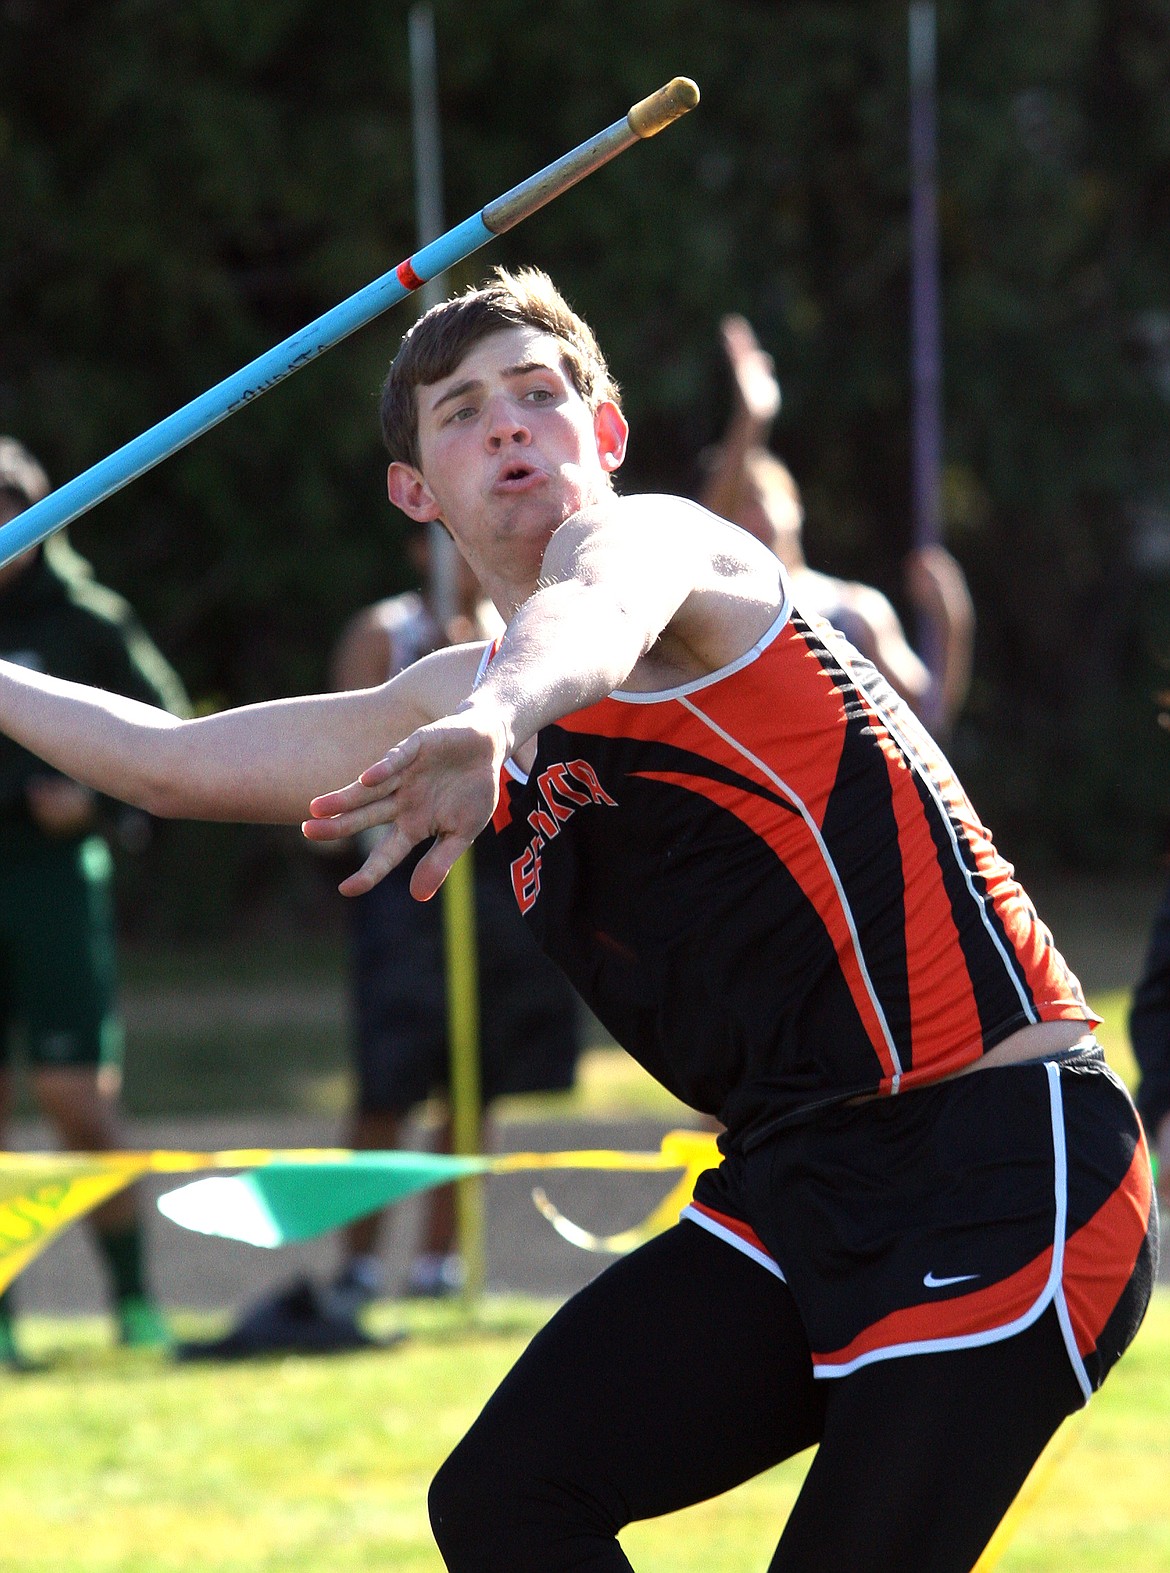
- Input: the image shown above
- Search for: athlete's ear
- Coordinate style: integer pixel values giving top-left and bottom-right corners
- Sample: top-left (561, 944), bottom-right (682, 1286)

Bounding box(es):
top-left (387, 461), bottom-right (443, 524)
top-left (593, 401), bottom-right (629, 475)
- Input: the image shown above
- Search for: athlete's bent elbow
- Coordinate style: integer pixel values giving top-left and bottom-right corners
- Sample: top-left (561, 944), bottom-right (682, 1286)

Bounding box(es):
top-left (125, 727), bottom-right (211, 820)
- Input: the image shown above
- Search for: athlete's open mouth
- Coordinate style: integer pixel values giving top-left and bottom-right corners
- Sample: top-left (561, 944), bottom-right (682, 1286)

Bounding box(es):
top-left (495, 461), bottom-right (542, 488)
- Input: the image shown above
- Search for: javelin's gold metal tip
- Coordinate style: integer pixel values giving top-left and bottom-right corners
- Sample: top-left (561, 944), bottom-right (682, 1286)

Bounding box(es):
top-left (627, 77), bottom-right (701, 139)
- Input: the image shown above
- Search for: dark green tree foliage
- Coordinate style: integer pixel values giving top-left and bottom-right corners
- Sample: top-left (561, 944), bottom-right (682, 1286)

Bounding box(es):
top-left (935, 1), bottom-right (1170, 862)
top-left (2, 0), bottom-right (422, 704)
top-left (1, 0), bottom-right (1169, 917)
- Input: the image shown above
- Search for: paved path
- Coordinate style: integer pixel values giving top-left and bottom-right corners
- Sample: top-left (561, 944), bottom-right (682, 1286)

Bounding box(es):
top-left (11, 1103), bottom-right (1166, 1316)
top-left (10, 1112), bottom-right (694, 1314)
top-left (120, 985), bottom-right (345, 1033)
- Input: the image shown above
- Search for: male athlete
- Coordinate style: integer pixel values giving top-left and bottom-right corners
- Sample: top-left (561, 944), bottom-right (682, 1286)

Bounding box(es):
top-left (0, 269), bottom-right (1155, 1571)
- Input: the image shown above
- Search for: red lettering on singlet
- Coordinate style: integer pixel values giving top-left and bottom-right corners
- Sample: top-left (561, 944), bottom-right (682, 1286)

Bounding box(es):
top-left (536, 767), bottom-right (577, 819)
top-left (565, 758), bottom-right (618, 805)
top-left (527, 804), bottom-right (560, 841)
top-left (508, 758), bottom-right (617, 913)
top-left (511, 842), bottom-right (542, 913)
top-left (541, 762), bottom-right (592, 808)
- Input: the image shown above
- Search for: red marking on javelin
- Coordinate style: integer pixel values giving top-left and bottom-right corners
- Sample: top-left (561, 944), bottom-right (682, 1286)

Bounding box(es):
top-left (396, 258), bottom-right (425, 292)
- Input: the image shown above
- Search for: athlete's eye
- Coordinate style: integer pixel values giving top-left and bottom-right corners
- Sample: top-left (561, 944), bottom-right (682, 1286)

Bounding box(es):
top-left (525, 387), bottom-right (555, 403)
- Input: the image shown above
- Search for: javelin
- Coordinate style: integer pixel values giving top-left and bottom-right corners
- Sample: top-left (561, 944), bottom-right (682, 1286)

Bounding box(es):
top-left (0, 76), bottom-right (699, 569)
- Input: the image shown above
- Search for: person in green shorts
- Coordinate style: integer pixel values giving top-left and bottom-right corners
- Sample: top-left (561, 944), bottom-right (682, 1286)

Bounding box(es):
top-left (0, 437), bottom-right (189, 1367)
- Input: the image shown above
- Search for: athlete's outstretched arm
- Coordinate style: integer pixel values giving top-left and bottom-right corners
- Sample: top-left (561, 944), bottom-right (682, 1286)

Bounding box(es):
top-left (305, 496), bottom-right (739, 899)
top-left (0, 643), bottom-right (483, 825)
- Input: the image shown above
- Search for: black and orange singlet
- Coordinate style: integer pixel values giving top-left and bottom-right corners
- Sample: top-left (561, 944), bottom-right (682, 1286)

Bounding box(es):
top-left (490, 584), bottom-right (1095, 1146)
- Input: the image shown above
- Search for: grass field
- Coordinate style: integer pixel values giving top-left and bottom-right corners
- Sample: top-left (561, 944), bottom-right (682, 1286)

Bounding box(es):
top-left (1, 1291), bottom-right (1168, 1572)
top-left (3, 886), bottom-right (1163, 1568)
top-left (105, 979), bottom-right (1146, 1125)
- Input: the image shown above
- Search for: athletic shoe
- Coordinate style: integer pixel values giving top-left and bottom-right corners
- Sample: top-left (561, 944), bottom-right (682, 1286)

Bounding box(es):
top-left (117, 1295), bottom-right (172, 1349)
top-left (403, 1252), bottom-right (465, 1298)
top-left (0, 1319), bottom-right (44, 1373)
top-left (324, 1256), bottom-right (385, 1321)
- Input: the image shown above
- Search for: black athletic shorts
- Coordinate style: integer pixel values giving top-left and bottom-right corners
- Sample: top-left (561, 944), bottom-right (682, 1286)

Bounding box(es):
top-left (347, 838), bottom-right (581, 1116)
top-left (0, 826), bottom-right (122, 1070)
top-left (688, 1049), bottom-right (1156, 1399)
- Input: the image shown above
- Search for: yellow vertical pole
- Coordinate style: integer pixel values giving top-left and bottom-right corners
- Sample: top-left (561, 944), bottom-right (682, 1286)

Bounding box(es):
top-left (410, 3), bottom-right (484, 1306)
top-left (441, 845), bottom-right (485, 1306)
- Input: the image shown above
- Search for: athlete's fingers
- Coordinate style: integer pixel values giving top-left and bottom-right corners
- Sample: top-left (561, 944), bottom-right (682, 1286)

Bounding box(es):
top-left (308, 784), bottom-right (374, 820)
top-left (301, 793), bottom-right (399, 842)
top-left (720, 313), bottom-right (760, 356)
top-left (358, 733), bottom-right (421, 788)
top-left (301, 812), bottom-right (346, 842)
top-left (337, 823), bottom-right (417, 897)
top-left (308, 775), bottom-right (392, 820)
top-left (408, 831), bottom-right (473, 903)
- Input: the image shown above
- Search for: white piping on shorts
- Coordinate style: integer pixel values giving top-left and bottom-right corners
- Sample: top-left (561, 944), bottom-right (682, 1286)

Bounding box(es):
top-left (684, 1062), bottom-right (1094, 1401)
top-left (680, 1204), bottom-right (787, 1282)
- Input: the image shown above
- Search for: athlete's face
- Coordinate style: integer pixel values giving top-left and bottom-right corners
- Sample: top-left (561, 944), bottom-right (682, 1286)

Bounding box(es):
top-left (386, 325), bottom-right (627, 599)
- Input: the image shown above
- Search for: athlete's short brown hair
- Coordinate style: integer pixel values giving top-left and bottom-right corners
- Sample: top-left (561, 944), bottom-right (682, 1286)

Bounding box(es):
top-left (379, 267), bottom-right (620, 470)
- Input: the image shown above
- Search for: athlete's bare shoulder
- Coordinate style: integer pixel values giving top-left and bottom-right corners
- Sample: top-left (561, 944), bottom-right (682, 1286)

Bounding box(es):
top-left (626, 495), bottom-right (786, 685)
top-left (538, 494), bottom-right (785, 690)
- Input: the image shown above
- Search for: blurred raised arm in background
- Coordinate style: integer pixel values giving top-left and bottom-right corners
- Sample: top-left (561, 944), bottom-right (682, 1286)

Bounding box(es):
top-left (700, 314), bottom-right (974, 738)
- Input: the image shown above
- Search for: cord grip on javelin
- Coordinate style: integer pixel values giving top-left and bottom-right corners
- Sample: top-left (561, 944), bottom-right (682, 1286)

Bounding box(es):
top-left (626, 77), bottom-right (700, 138)
top-left (481, 76), bottom-right (699, 236)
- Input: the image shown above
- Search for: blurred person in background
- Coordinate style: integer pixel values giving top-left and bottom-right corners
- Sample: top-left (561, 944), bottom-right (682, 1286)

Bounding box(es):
top-left (700, 314), bottom-right (974, 739)
top-left (1129, 907), bottom-right (1170, 1206)
top-left (1128, 685), bottom-right (1170, 1209)
top-left (326, 520), bottom-right (582, 1308)
top-left (0, 437), bottom-right (189, 1367)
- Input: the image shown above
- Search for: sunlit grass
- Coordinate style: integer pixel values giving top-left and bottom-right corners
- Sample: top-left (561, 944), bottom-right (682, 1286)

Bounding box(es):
top-left (5, 954), bottom-right (1149, 1569)
top-left (2, 1292), bottom-right (1167, 1572)
top-left (1088, 988), bottom-right (1139, 1092)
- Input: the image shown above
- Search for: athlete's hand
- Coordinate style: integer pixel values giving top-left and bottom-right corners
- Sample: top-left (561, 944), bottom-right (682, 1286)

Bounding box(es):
top-left (903, 546), bottom-right (976, 649)
top-left (303, 704), bottom-right (510, 901)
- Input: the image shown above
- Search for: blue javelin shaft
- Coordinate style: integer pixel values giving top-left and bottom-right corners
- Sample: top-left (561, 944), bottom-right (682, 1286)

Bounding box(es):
top-left (0, 214), bottom-right (489, 566)
top-left (0, 77), bottom-right (698, 570)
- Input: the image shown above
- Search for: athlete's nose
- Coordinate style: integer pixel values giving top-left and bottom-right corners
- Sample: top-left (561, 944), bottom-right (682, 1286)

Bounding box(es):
top-left (484, 393), bottom-right (531, 451)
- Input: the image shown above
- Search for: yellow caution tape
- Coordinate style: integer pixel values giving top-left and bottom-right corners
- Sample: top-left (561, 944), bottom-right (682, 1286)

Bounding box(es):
top-left (0, 1132), bottom-right (721, 1293)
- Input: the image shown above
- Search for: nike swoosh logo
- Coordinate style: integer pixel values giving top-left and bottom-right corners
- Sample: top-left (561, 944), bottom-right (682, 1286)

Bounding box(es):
top-left (923, 1270), bottom-right (980, 1289)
